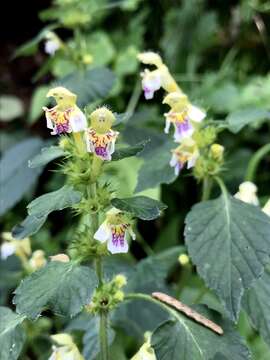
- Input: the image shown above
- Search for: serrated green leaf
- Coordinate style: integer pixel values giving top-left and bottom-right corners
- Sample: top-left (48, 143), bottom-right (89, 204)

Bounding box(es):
top-left (14, 261), bottom-right (97, 320)
top-left (0, 138), bottom-right (44, 216)
top-left (0, 96), bottom-right (24, 122)
top-left (185, 194), bottom-right (270, 321)
top-left (0, 257), bottom-right (22, 305)
top-left (12, 214), bottom-right (47, 240)
top-left (27, 185), bottom-right (82, 218)
top-left (151, 306), bottom-right (251, 360)
top-left (83, 316), bottom-right (115, 360)
top-left (0, 307), bottom-right (25, 360)
top-left (28, 146), bottom-right (67, 168)
top-left (59, 67), bottom-right (115, 107)
top-left (226, 108), bottom-right (270, 133)
top-left (135, 136), bottom-right (177, 192)
top-left (112, 140), bottom-right (149, 161)
top-left (111, 196), bottom-right (167, 220)
top-left (243, 266), bottom-right (270, 347)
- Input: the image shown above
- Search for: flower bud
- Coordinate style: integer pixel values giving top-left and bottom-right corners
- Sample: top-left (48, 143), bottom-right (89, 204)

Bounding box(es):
top-left (178, 254), bottom-right (190, 266)
top-left (131, 335), bottom-right (156, 360)
top-left (114, 290), bottom-right (124, 302)
top-left (210, 144), bottom-right (224, 161)
top-left (50, 253), bottom-right (70, 263)
top-left (234, 181), bottom-right (259, 206)
top-left (29, 250), bottom-right (47, 270)
top-left (137, 52), bottom-right (163, 67)
top-left (114, 274), bottom-right (127, 288)
top-left (82, 54), bottom-right (93, 65)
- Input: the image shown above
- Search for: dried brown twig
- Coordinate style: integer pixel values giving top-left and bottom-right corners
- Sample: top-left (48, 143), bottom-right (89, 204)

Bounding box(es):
top-left (152, 292), bottom-right (224, 335)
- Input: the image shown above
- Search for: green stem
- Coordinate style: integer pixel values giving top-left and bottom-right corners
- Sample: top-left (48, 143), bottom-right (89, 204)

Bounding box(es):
top-left (201, 176), bottom-right (213, 201)
top-left (88, 157), bottom-right (109, 358)
top-left (175, 265), bottom-right (192, 298)
top-left (92, 155), bottom-right (103, 180)
top-left (125, 293), bottom-right (177, 319)
top-left (214, 176), bottom-right (227, 195)
top-left (95, 257), bottom-right (103, 286)
top-left (125, 79), bottom-right (141, 119)
top-left (245, 143), bottom-right (270, 182)
top-left (99, 310), bottom-right (109, 360)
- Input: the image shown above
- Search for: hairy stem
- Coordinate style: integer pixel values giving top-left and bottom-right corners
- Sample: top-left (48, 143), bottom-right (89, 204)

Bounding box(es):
top-left (99, 311), bottom-right (109, 360)
top-left (201, 176), bottom-right (213, 201)
top-left (245, 143), bottom-right (270, 182)
top-left (88, 156), bottom-right (109, 358)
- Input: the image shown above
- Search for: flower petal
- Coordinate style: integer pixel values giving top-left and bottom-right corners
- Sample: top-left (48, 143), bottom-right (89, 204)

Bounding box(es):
top-left (107, 231), bottom-right (129, 254)
top-left (0, 243), bottom-right (16, 260)
top-left (263, 199), bottom-right (270, 216)
top-left (94, 222), bottom-right (110, 243)
top-left (164, 117), bottom-right (171, 134)
top-left (188, 105), bottom-right (206, 123)
top-left (69, 110), bottom-right (87, 132)
top-left (173, 119), bottom-right (194, 141)
top-left (187, 153), bottom-right (198, 169)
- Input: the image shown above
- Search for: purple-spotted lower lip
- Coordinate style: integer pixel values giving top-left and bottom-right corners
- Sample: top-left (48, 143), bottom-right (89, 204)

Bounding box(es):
top-left (176, 118), bottom-right (192, 132)
top-left (112, 233), bottom-right (125, 247)
top-left (56, 123), bottom-right (69, 134)
top-left (95, 146), bottom-right (108, 157)
top-left (176, 161), bottom-right (184, 172)
top-left (143, 86), bottom-right (151, 93)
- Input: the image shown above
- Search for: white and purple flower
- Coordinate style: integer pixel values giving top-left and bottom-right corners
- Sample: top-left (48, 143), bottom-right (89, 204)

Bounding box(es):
top-left (44, 32), bottom-right (61, 56)
top-left (94, 208), bottom-right (136, 254)
top-left (170, 138), bottom-right (199, 176)
top-left (164, 106), bottom-right (206, 141)
top-left (43, 87), bottom-right (87, 136)
top-left (85, 128), bottom-right (119, 161)
top-left (141, 69), bottom-right (162, 100)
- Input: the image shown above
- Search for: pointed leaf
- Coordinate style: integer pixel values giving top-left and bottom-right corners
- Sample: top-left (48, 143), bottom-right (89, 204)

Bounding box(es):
top-left (27, 185), bottom-right (82, 218)
top-left (151, 306), bottom-right (251, 360)
top-left (59, 67), bottom-right (115, 107)
top-left (112, 140), bottom-right (149, 161)
top-left (111, 196), bottom-right (167, 220)
top-left (12, 214), bottom-right (47, 240)
top-left (0, 307), bottom-right (25, 360)
top-left (226, 108), bottom-right (270, 133)
top-left (243, 266), bottom-right (270, 347)
top-left (28, 146), bottom-right (67, 168)
top-left (135, 137), bottom-right (177, 192)
top-left (14, 261), bottom-right (97, 320)
top-left (0, 138), bottom-right (44, 216)
top-left (185, 194), bottom-right (270, 321)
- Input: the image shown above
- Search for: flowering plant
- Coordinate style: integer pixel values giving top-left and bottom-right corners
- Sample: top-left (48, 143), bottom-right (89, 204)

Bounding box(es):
top-left (1, 1), bottom-right (270, 360)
